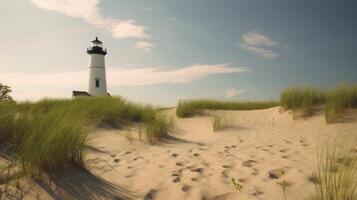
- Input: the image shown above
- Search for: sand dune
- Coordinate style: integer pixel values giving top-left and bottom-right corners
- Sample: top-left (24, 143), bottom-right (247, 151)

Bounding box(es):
top-left (15, 107), bottom-right (357, 199)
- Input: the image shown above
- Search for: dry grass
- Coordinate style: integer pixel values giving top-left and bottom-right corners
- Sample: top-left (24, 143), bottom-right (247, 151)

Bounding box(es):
top-left (309, 142), bottom-right (357, 200)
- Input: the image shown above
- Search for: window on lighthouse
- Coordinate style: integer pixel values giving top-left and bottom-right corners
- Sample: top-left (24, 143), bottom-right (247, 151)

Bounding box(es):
top-left (95, 79), bottom-right (100, 88)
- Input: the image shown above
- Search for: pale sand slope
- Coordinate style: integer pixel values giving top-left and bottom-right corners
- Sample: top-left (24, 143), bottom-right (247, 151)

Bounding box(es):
top-left (23, 107), bottom-right (357, 200)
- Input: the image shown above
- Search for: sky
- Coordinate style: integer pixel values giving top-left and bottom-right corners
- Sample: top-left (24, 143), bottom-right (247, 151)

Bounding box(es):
top-left (1, 0), bottom-right (357, 105)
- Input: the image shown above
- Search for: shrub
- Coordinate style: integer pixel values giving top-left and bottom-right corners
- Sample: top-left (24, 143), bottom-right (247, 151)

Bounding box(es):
top-left (176, 99), bottom-right (278, 118)
top-left (325, 85), bottom-right (357, 123)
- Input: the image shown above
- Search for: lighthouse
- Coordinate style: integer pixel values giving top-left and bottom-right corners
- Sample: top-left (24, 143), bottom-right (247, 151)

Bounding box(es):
top-left (87, 37), bottom-right (108, 96)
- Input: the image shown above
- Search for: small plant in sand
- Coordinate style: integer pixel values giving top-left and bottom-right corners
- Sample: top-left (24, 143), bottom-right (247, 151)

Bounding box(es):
top-left (231, 177), bottom-right (243, 192)
top-left (309, 142), bottom-right (357, 200)
top-left (140, 113), bottom-right (173, 144)
top-left (212, 113), bottom-right (231, 132)
top-left (278, 180), bottom-right (288, 200)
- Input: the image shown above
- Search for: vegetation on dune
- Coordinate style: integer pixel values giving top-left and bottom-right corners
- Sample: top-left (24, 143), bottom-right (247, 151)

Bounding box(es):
top-left (0, 96), bottom-right (172, 180)
top-left (280, 86), bottom-right (326, 114)
top-left (325, 85), bottom-right (357, 123)
top-left (280, 84), bottom-right (357, 122)
top-left (0, 83), bottom-right (13, 102)
top-left (309, 142), bottom-right (357, 200)
top-left (176, 99), bottom-right (279, 118)
top-left (140, 113), bottom-right (173, 144)
top-left (212, 113), bottom-right (232, 132)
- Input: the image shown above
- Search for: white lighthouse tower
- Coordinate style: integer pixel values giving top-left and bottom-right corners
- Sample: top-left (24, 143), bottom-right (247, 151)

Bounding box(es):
top-left (87, 37), bottom-right (108, 96)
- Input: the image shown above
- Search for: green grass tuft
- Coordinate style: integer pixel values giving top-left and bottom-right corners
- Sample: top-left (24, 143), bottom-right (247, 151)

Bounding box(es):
top-left (141, 113), bottom-right (173, 144)
top-left (325, 85), bottom-right (357, 123)
top-left (280, 86), bottom-right (326, 114)
top-left (212, 113), bottom-right (231, 132)
top-left (176, 99), bottom-right (278, 118)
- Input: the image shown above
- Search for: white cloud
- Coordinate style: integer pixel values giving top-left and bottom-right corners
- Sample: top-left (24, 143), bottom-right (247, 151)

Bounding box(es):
top-left (1, 64), bottom-right (247, 100)
top-left (240, 44), bottom-right (278, 59)
top-left (225, 88), bottom-right (246, 98)
top-left (240, 31), bottom-right (279, 59)
top-left (242, 31), bottom-right (277, 47)
top-left (30, 0), bottom-right (150, 42)
top-left (135, 41), bottom-right (153, 52)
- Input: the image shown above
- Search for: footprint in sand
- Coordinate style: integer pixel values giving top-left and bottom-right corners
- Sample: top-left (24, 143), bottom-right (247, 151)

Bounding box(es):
top-left (187, 164), bottom-right (198, 170)
top-left (252, 168), bottom-right (260, 176)
top-left (238, 177), bottom-right (251, 183)
top-left (113, 158), bottom-right (120, 163)
top-left (193, 153), bottom-right (200, 157)
top-left (110, 153), bottom-right (116, 158)
top-left (282, 155), bottom-right (292, 159)
top-left (191, 177), bottom-right (203, 182)
top-left (172, 176), bottom-right (180, 183)
top-left (279, 148), bottom-right (290, 153)
top-left (181, 184), bottom-right (191, 192)
top-left (144, 189), bottom-right (157, 200)
top-left (284, 139), bottom-right (292, 144)
top-left (176, 161), bottom-right (186, 167)
top-left (124, 150), bottom-right (132, 155)
top-left (172, 153), bottom-right (179, 157)
top-left (252, 188), bottom-right (264, 196)
top-left (191, 168), bottom-right (204, 173)
top-left (221, 169), bottom-right (234, 178)
top-left (222, 164), bottom-right (233, 168)
top-left (242, 160), bottom-right (257, 167)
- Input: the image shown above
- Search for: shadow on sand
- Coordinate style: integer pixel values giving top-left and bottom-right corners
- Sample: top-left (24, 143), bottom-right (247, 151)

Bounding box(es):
top-left (37, 168), bottom-right (136, 200)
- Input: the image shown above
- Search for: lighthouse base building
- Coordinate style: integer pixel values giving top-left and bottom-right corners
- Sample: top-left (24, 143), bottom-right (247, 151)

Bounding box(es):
top-left (72, 37), bottom-right (110, 98)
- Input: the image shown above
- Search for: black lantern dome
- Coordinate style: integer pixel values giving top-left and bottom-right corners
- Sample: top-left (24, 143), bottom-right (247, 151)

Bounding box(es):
top-left (87, 37), bottom-right (107, 55)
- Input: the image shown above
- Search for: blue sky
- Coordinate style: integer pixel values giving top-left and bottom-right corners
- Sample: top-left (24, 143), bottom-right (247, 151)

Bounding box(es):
top-left (1, 0), bottom-right (357, 105)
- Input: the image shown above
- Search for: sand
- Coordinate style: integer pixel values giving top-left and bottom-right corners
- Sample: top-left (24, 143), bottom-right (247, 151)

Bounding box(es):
top-left (6, 107), bottom-right (357, 199)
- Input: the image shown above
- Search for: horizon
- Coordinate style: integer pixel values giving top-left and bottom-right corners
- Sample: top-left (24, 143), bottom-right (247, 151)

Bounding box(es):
top-left (1, 0), bottom-right (357, 106)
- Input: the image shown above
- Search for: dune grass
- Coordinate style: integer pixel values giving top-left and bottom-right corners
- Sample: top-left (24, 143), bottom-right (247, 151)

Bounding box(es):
top-left (279, 85), bottom-right (357, 122)
top-left (141, 113), bottom-right (173, 144)
top-left (325, 85), bottom-right (357, 123)
top-left (280, 86), bottom-right (326, 115)
top-left (310, 143), bottom-right (357, 200)
top-left (0, 97), bottom-right (171, 179)
top-left (212, 113), bottom-right (232, 132)
top-left (176, 99), bottom-right (279, 118)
